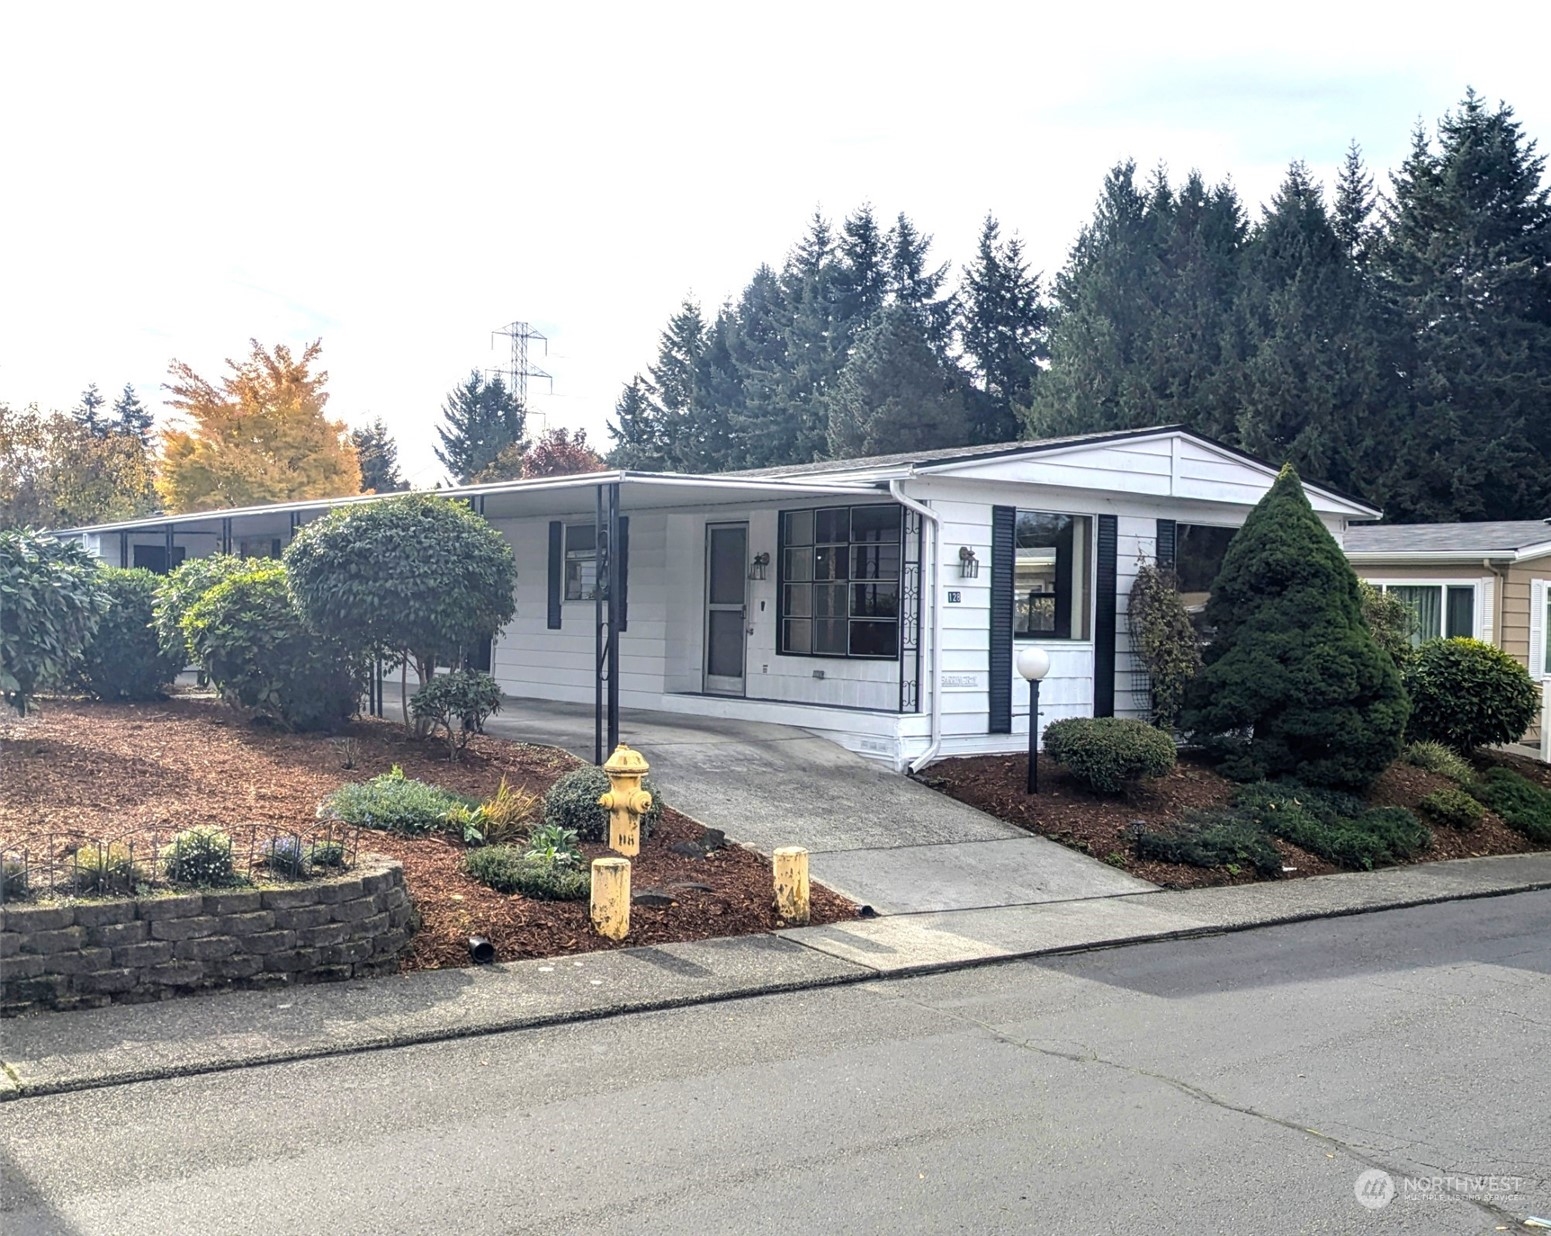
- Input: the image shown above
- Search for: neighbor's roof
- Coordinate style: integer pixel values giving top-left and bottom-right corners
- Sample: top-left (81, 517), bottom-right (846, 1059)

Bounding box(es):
top-left (1344, 519), bottom-right (1551, 562)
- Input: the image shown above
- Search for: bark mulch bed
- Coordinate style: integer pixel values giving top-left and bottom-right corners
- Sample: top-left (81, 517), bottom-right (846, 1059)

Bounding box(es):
top-left (919, 749), bottom-right (1545, 889)
top-left (0, 697), bottom-right (854, 970)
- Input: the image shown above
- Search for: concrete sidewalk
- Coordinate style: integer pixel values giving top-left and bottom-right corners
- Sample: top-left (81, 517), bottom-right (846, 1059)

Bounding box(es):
top-left (482, 696), bottom-right (1154, 913)
top-left (5, 852), bottom-right (1548, 1101)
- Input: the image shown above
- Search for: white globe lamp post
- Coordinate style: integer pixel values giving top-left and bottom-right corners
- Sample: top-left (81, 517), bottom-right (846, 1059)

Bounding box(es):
top-left (1015, 646), bottom-right (1051, 794)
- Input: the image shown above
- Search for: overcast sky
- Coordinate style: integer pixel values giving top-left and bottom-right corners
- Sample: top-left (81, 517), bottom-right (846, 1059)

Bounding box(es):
top-left (3, 1), bottom-right (1547, 486)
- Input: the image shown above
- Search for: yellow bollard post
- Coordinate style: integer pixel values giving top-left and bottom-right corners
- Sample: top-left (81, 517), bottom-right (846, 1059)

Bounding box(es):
top-left (772, 846), bottom-right (810, 925)
top-left (598, 744), bottom-right (653, 857)
top-left (590, 857), bottom-right (631, 941)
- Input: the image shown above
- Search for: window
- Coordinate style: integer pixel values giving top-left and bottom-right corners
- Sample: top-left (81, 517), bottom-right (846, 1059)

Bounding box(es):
top-left (1378, 583), bottom-right (1475, 646)
top-left (131, 545), bottom-right (186, 574)
top-left (1175, 524), bottom-right (1237, 610)
top-left (563, 525), bottom-right (596, 601)
top-left (1014, 511), bottom-right (1092, 640)
top-left (779, 505), bottom-right (901, 658)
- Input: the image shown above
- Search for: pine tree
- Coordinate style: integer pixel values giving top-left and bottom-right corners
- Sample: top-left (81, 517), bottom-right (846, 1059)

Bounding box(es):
top-left (1332, 141), bottom-right (1377, 267)
top-left (1374, 91), bottom-right (1551, 521)
top-left (434, 372), bottom-right (526, 483)
top-left (776, 212), bottom-right (840, 463)
top-left (959, 213), bottom-right (1047, 442)
top-left (724, 264), bottom-right (794, 468)
top-left (73, 384), bottom-right (107, 437)
top-left (351, 418), bottom-right (406, 492)
top-left (1179, 466), bottom-right (1408, 789)
top-left (825, 305), bottom-right (970, 458)
top-left (887, 212), bottom-right (953, 350)
top-left (831, 204), bottom-right (889, 357)
top-left (110, 383), bottom-right (155, 446)
top-left (607, 375), bottom-right (665, 469)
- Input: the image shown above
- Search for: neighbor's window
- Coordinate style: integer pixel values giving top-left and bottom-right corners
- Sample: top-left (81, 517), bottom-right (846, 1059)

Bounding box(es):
top-left (1174, 523), bottom-right (1237, 611)
top-left (1380, 584), bottom-right (1475, 646)
top-left (564, 524), bottom-right (596, 601)
top-left (779, 505), bottom-right (901, 658)
top-left (131, 545), bottom-right (187, 575)
top-left (1014, 511), bottom-right (1092, 640)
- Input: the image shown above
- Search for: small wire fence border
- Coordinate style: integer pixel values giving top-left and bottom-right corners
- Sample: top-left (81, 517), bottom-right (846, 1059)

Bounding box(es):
top-left (0, 819), bottom-right (362, 907)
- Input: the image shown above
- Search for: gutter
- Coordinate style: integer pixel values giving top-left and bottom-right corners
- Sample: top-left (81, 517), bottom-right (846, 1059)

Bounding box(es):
top-left (889, 478), bottom-right (941, 772)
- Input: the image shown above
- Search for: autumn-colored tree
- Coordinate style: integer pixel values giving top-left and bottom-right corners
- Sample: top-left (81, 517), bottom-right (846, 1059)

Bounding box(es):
top-left (0, 402), bottom-right (157, 530)
top-left (157, 339), bottom-right (361, 513)
top-left (520, 427), bottom-right (607, 478)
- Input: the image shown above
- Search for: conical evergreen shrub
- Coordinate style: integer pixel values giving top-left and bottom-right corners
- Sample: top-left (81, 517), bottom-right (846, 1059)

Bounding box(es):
top-left (1179, 465), bottom-right (1408, 788)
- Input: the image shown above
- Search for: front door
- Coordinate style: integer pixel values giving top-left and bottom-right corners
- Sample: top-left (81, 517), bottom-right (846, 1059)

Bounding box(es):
top-left (704, 523), bottom-right (748, 696)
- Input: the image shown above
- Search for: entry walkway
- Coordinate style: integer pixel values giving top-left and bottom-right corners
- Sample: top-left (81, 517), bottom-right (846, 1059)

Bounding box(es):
top-left (481, 697), bottom-right (1154, 914)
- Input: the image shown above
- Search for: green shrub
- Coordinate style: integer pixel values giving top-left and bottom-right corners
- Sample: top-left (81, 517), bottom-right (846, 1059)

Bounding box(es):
top-left (1403, 637), bottom-right (1539, 753)
top-left (1470, 767), bottom-right (1551, 844)
top-left (0, 529), bottom-right (110, 716)
top-left (78, 567), bottom-right (185, 701)
top-left (152, 553), bottom-right (247, 663)
top-left (182, 560), bottom-right (366, 732)
top-left (524, 823), bottom-right (584, 867)
top-left (320, 766), bottom-right (476, 834)
top-left (1402, 740), bottom-right (1475, 786)
top-left (409, 670), bottom-right (503, 759)
top-left (1042, 717), bottom-right (1177, 795)
top-left (1128, 562), bottom-right (1203, 728)
top-left (309, 840), bottom-right (348, 869)
top-left (70, 843), bottom-right (137, 894)
top-left (463, 845), bottom-right (591, 900)
top-left (478, 778), bottom-right (540, 846)
top-left (543, 765), bottom-right (663, 841)
top-left (260, 837), bottom-right (308, 879)
top-left (1233, 782), bottom-right (1430, 870)
top-left (162, 825), bottom-right (240, 886)
top-left (1179, 466), bottom-right (1408, 790)
top-left (1132, 809), bottom-right (1284, 876)
top-left (1418, 787), bottom-right (1486, 831)
top-left (1358, 581), bottom-right (1417, 672)
top-left (1, 858), bottom-right (28, 900)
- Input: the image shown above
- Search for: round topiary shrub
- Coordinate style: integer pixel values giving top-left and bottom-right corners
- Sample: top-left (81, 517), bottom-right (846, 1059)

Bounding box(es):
top-left (1404, 638), bottom-right (1539, 753)
top-left (162, 825), bottom-right (239, 886)
top-left (78, 567), bottom-right (186, 701)
top-left (543, 765), bottom-right (663, 842)
top-left (1042, 716), bottom-right (1177, 795)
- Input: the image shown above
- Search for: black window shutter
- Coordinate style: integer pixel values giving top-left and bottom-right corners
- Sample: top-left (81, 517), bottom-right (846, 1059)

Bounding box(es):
top-left (617, 516), bottom-right (630, 633)
top-left (989, 506), bottom-right (1015, 733)
top-left (1095, 514), bottom-right (1118, 717)
top-left (1156, 518), bottom-right (1176, 571)
top-left (547, 521), bottom-right (563, 630)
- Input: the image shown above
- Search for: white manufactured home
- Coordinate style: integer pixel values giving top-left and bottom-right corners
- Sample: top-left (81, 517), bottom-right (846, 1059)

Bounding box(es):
top-left (58, 426), bottom-right (1378, 771)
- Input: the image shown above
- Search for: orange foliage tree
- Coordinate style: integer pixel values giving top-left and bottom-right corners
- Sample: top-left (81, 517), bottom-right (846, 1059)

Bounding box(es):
top-left (518, 427), bottom-right (606, 478)
top-left (157, 340), bottom-right (362, 512)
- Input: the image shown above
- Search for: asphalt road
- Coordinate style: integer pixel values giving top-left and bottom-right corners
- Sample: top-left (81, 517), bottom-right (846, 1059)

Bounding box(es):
top-left (3, 893), bottom-right (1549, 1235)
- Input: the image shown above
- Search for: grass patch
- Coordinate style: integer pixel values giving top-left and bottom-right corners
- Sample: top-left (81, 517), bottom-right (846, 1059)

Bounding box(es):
top-left (1402, 740), bottom-right (1475, 786)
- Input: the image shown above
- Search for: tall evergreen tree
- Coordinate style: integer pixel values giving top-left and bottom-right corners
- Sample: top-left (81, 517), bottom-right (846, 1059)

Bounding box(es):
top-left (831, 204), bottom-right (890, 357)
top-left (958, 213), bottom-right (1047, 442)
top-left (724, 264), bottom-right (794, 468)
top-left (825, 305), bottom-right (970, 458)
top-left (1332, 141), bottom-right (1377, 268)
top-left (434, 372), bottom-right (526, 483)
top-left (110, 383), bottom-right (154, 446)
top-left (73, 384), bottom-right (107, 437)
top-left (351, 418), bottom-right (406, 492)
top-left (607, 376), bottom-right (666, 469)
top-left (887, 212), bottom-right (954, 350)
top-left (1373, 90), bottom-right (1551, 521)
top-left (775, 212), bottom-right (841, 463)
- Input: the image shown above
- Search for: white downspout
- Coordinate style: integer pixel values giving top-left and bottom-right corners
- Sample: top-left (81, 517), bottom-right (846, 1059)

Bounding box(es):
top-left (890, 477), bottom-right (941, 773)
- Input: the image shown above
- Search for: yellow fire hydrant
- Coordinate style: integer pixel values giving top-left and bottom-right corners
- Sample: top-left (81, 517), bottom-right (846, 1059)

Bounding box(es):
top-left (598, 743), bottom-right (652, 857)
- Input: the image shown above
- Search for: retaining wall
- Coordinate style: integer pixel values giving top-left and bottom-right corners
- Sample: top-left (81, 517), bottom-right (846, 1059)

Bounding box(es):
top-left (0, 855), bottom-right (414, 1016)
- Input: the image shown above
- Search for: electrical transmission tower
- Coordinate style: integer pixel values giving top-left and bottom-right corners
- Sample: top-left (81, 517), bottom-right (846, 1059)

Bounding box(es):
top-left (489, 320), bottom-right (553, 407)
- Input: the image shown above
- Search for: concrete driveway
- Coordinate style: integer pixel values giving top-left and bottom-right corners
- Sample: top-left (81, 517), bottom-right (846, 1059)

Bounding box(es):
top-left (482, 697), bottom-right (1154, 914)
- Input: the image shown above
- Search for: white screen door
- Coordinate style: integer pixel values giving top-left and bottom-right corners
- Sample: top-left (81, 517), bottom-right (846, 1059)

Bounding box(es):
top-left (704, 523), bottom-right (748, 695)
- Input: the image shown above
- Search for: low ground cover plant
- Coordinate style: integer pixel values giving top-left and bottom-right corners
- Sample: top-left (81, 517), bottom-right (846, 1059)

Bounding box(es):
top-left (1133, 809), bottom-right (1284, 877)
top-left (1404, 638), bottom-right (1539, 753)
top-left (464, 825), bottom-right (590, 900)
top-left (1470, 767), bottom-right (1551, 843)
top-left (1233, 782), bottom-right (1431, 870)
top-left (162, 825), bottom-right (240, 886)
top-left (1402, 740), bottom-right (1475, 786)
top-left (1042, 717), bottom-right (1177, 795)
top-left (321, 766), bottom-right (477, 834)
top-left (1417, 787), bottom-right (1486, 831)
top-left (544, 766), bottom-right (664, 841)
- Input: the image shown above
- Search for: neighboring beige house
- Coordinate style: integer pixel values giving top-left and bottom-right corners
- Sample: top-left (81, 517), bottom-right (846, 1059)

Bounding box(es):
top-left (1345, 519), bottom-right (1551, 752)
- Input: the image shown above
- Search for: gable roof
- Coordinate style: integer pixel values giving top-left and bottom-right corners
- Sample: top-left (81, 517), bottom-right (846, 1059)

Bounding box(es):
top-left (1344, 519), bottom-right (1551, 562)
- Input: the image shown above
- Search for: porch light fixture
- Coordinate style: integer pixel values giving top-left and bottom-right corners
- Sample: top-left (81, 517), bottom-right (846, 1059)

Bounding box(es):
top-left (1016, 646), bottom-right (1051, 795)
top-left (958, 546), bottom-right (980, 579)
top-left (749, 552), bottom-right (771, 581)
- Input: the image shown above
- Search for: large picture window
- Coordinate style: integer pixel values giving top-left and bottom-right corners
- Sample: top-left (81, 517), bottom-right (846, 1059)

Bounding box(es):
top-left (779, 505), bottom-right (901, 658)
top-left (563, 525), bottom-right (596, 601)
top-left (1377, 583), bottom-right (1475, 645)
top-left (1014, 511), bottom-right (1092, 640)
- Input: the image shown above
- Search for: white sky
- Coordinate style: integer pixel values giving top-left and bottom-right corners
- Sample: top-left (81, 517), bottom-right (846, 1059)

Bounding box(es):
top-left (3, 1), bottom-right (1548, 486)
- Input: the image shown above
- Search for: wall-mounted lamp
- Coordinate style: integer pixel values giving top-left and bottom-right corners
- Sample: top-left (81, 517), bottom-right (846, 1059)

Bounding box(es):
top-left (958, 546), bottom-right (980, 579)
top-left (749, 552), bottom-right (771, 581)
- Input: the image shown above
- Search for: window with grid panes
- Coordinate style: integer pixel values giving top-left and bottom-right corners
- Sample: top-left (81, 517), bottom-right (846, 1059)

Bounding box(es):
top-left (779, 505), bottom-right (901, 658)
